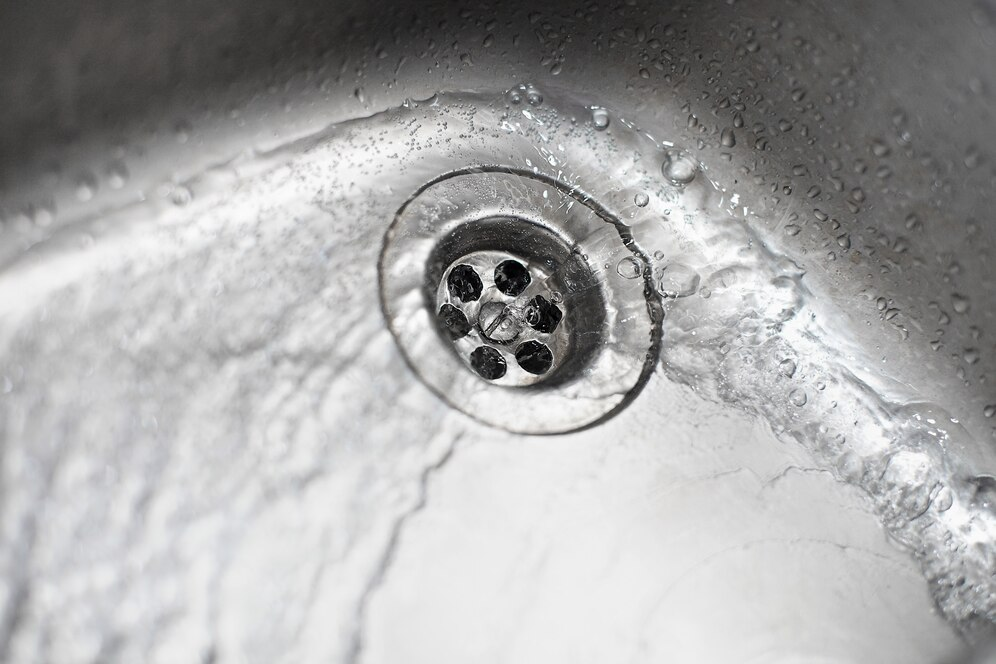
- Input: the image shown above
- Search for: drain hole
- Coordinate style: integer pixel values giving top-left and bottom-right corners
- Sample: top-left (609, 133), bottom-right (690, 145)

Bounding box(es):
top-left (438, 304), bottom-right (472, 340)
top-left (447, 264), bottom-right (483, 302)
top-left (523, 295), bottom-right (563, 334)
top-left (494, 259), bottom-right (532, 297)
top-left (515, 340), bottom-right (554, 375)
top-left (470, 346), bottom-right (507, 380)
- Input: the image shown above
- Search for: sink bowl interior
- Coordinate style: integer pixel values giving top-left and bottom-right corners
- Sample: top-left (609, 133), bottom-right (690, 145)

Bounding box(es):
top-left (0, 1), bottom-right (994, 662)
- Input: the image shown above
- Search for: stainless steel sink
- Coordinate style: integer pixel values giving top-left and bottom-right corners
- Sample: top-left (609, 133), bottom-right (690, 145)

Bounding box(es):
top-left (0, 1), bottom-right (994, 662)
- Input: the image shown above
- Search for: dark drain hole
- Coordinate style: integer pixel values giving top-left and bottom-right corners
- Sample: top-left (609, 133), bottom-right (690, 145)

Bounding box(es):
top-left (494, 259), bottom-right (532, 297)
top-left (515, 340), bottom-right (554, 375)
top-left (470, 346), bottom-right (507, 380)
top-left (438, 304), bottom-right (472, 340)
top-left (447, 264), bottom-right (483, 302)
top-left (523, 295), bottom-right (563, 334)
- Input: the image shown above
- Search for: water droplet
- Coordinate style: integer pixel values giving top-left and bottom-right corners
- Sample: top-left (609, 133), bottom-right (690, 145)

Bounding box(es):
top-left (657, 263), bottom-right (700, 298)
top-left (835, 451), bottom-right (862, 481)
top-left (871, 139), bottom-right (891, 157)
top-left (75, 173), bottom-right (97, 202)
top-left (952, 293), bottom-right (970, 314)
top-left (933, 485), bottom-right (954, 512)
top-left (964, 348), bottom-right (980, 365)
top-left (720, 127), bottom-right (736, 147)
top-left (661, 149), bottom-right (697, 186)
top-left (789, 388), bottom-right (808, 407)
top-left (779, 359), bottom-right (797, 378)
top-left (526, 88), bottom-right (543, 106)
top-left (28, 204), bottom-right (54, 227)
top-left (174, 120), bottom-right (192, 144)
top-left (354, 87), bottom-right (366, 104)
top-left (633, 192), bottom-right (649, 207)
top-left (616, 256), bottom-right (643, 279)
top-left (106, 161), bottom-right (129, 189)
top-left (784, 224), bottom-right (801, 236)
top-left (984, 404), bottom-right (996, 418)
top-left (964, 146), bottom-right (982, 169)
top-left (170, 185), bottom-right (193, 206)
top-left (591, 107), bottom-right (610, 130)
top-left (836, 234), bottom-right (851, 250)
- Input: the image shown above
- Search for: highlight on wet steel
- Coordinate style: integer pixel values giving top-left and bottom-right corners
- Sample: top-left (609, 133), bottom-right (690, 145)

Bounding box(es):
top-left (0, 0), bottom-right (994, 662)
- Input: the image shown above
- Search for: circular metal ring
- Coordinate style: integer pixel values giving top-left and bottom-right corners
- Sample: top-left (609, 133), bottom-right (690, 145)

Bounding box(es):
top-left (379, 168), bottom-right (662, 434)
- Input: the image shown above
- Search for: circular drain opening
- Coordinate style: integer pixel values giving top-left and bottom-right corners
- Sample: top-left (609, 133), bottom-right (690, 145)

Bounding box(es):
top-left (379, 169), bottom-right (662, 434)
top-left (427, 218), bottom-right (605, 389)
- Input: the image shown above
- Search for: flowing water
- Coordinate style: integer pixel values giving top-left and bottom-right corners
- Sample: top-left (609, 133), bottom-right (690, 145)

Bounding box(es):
top-left (0, 86), bottom-right (993, 661)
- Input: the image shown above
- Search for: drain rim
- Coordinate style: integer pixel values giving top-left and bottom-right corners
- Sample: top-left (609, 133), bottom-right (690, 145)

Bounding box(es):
top-left (379, 167), bottom-right (663, 434)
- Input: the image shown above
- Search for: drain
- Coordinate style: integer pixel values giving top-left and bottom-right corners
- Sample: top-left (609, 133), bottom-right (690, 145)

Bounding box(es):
top-left (379, 168), bottom-right (662, 434)
top-left (433, 248), bottom-right (572, 385)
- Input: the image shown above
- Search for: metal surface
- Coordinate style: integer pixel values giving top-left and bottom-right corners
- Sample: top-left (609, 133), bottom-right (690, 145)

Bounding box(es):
top-left (0, 0), bottom-right (994, 662)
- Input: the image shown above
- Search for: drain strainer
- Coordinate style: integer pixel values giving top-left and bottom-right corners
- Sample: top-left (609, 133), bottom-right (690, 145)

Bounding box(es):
top-left (379, 168), bottom-right (662, 434)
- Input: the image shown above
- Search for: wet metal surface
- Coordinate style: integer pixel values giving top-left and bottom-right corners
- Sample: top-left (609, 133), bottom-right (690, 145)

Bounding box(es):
top-left (0, 1), bottom-right (994, 662)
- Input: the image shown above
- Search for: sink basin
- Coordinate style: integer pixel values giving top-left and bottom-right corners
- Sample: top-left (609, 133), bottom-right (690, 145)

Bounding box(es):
top-left (0, 1), bottom-right (994, 662)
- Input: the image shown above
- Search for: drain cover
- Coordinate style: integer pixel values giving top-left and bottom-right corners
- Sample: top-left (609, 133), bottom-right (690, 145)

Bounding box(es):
top-left (379, 168), bottom-right (662, 434)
